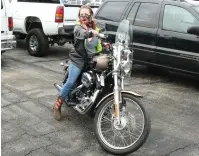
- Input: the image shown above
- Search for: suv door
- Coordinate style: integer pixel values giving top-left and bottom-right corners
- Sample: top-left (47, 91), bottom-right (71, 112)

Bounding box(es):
top-left (125, 0), bottom-right (162, 65)
top-left (94, 1), bottom-right (131, 41)
top-left (157, 1), bottom-right (199, 75)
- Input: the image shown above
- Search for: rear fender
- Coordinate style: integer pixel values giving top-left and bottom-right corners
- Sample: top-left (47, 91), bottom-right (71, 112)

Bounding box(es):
top-left (25, 16), bottom-right (42, 33)
top-left (95, 91), bottom-right (142, 110)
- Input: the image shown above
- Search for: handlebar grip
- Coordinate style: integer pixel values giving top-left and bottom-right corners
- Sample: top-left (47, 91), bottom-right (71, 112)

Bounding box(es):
top-left (98, 33), bottom-right (106, 39)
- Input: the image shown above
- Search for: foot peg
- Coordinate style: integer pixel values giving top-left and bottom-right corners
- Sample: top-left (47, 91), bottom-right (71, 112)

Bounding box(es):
top-left (54, 83), bottom-right (62, 92)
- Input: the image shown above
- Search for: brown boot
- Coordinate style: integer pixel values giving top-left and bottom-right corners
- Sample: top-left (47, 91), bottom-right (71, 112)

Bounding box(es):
top-left (53, 96), bottom-right (63, 121)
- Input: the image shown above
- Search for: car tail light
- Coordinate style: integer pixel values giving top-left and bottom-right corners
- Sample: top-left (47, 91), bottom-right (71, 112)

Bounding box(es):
top-left (8, 17), bottom-right (13, 31)
top-left (55, 6), bottom-right (64, 23)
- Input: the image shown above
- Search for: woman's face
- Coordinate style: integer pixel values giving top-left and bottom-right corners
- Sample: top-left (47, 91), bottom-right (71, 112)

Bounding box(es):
top-left (79, 8), bottom-right (91, 24)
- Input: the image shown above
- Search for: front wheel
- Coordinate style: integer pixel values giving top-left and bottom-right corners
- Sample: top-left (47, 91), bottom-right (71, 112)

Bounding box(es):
top-left (94, 93), bottom-right (151, 155)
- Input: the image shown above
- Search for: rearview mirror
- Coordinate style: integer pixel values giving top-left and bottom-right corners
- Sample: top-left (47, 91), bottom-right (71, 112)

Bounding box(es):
top-left (187, 26), bottom-right (199, 36)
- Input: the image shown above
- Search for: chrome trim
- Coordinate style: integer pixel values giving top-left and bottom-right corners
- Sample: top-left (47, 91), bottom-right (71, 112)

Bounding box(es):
top-left (1, 40), bottom-right (16, 51)
top-left (92, 90), bottom-right (100, 103)
top-left (74, 89), bottom-right (100, 114)
top-left (54, 83), bottom-right (62, 92)
top-left (133, 42), bottom-right (199, 57)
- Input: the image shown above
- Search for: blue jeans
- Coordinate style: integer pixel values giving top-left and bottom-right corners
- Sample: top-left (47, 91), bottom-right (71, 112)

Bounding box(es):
top-left (60, 63), bottom-right (81, 100)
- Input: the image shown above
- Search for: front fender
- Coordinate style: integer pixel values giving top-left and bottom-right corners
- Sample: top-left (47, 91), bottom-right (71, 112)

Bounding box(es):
top-left (95, 91), bottom-right (142, 110)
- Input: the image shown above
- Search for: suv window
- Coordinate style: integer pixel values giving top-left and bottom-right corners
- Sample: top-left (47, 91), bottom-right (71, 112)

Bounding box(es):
top-left (134, 3), bottom-right (159, 28)
top-left (96, 1), bottom-right (128, 22)
top-left (127, 3), bottom-right (140, 22)
top-left (163, 5), bottom-right (199, 33)
top-left (17, 0), bottom-right (60, 3)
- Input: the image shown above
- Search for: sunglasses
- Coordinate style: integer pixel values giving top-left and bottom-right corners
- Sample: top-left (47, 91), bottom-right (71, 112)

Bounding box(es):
top-left (79, 14), bottom-right (91, 18)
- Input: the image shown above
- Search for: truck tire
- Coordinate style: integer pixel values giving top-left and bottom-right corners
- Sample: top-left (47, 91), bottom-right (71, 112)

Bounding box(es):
top-left (26, 28), bottom-right (49, 57)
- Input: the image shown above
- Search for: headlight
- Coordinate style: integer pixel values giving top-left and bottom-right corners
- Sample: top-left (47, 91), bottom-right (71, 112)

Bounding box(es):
top-left (121, 49), bottom-right (133, 61)
top-left (120, 49), bottom-right (133, 75)
top-left (123, 61), bottom-right (132, 75)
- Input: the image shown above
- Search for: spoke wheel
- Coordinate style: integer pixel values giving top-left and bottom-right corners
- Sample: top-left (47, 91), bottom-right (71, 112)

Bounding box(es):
top-left (94, 93), bottom-right (151, 155)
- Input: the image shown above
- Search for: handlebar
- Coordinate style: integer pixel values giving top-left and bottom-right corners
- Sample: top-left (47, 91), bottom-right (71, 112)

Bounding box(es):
top-left (97, 33), bottom-right (107, 39)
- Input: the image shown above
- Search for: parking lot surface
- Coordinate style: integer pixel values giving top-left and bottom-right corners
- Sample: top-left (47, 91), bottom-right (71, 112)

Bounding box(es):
top-left (1, 40), bottom-right (199, 156)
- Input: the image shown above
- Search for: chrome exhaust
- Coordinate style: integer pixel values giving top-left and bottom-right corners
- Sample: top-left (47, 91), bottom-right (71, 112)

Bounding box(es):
top-left (54, 83), bottom-right (62, 92)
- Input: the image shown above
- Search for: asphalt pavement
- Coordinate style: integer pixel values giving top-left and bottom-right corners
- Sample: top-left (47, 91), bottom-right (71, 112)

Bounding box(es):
top-left (1, 40), bottom-right (199, 156)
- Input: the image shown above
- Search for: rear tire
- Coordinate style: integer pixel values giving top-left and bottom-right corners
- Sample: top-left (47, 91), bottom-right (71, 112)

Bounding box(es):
top-left (26, 28), bottom-right (49, 57)
top-left (94, 93), bottom-right (151, 155)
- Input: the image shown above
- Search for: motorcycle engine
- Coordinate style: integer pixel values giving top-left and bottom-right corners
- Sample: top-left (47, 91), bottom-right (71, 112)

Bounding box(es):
top-left (81, 71), bottom-right (95, 88)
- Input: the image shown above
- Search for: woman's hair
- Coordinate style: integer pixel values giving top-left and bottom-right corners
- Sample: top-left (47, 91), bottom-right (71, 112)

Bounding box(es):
top-left (78, 5), bottom-right (96, 29)
top-left (78, 5), bottom-right (94, 17)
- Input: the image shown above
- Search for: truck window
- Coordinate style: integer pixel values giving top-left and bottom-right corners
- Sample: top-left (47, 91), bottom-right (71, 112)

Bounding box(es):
top-left (96, 1), bottom-right (128, 22)
top-left (17, 0), bottom-right (60, 3)
top-left (163, 5), bottom-right (199, 33)
top-left (134, 3), bottom-right (159, 28)
top-left (127, 3), bottom-right (140, 22)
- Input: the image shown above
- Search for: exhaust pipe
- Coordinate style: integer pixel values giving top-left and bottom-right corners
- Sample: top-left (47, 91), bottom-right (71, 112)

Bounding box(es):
top-left (54, 83), bottom-right (62, 92)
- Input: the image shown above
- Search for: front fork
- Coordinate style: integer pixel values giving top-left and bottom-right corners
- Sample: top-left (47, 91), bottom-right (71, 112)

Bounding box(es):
top-left (113, 70), bottom-right (121, 122)
top-left (112, 44), bottom-right (124, 124)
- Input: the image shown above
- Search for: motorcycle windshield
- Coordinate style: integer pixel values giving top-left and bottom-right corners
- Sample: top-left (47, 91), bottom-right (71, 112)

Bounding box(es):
top-left (96, 21), bottom-right (106, 34)
top-left (115, 19), bottom-right (131, 47)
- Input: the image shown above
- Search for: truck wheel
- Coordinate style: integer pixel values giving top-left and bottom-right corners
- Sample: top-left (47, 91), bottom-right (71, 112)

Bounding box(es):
top-left (26, 28), bottom-right (49, 57)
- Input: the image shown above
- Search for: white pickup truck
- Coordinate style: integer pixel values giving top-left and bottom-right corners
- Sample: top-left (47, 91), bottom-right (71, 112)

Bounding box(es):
top-left (1, 0), bottom-right (16, 54)
top-left (11, 0), bottom-right (103, 57)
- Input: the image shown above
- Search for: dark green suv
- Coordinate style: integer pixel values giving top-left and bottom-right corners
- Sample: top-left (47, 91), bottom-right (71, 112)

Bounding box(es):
top-left (94, 0), bottom-right (199, 77)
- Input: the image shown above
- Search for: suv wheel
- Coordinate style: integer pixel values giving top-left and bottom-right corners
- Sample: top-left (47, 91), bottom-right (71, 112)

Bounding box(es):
top-left (26, 28), bottom-right (49, 57)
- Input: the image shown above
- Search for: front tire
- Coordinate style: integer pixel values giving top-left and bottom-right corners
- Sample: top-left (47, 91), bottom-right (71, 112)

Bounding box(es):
top-left (94, 93), bottom-right (151, 155)
top-left (26, 28), bottom-right (49, 57)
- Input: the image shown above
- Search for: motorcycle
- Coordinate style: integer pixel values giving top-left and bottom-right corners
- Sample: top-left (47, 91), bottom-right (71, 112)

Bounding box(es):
top-left (54, 19), bottom-right (151, 155)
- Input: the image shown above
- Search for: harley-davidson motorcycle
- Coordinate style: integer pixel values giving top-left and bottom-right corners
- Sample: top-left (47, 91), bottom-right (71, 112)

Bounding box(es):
top-left (54, 19), bottom-right (151, 155)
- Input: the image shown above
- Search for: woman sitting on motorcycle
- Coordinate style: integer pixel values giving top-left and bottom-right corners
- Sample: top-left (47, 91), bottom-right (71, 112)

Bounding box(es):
top-left (53, 5), bottom-right (101, 121)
